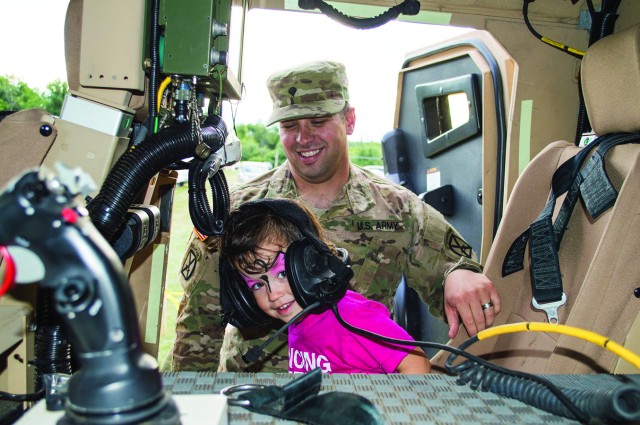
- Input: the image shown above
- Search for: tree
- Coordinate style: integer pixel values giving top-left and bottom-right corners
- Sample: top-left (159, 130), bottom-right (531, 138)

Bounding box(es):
top-left (0, 76), bottom-right (68, 116)
top-left (235, 123), bottom-right (283, 166)
top-left (43, 80), bottom-right (68, 116)
top-left (0, 75), bottom-right (45, 111)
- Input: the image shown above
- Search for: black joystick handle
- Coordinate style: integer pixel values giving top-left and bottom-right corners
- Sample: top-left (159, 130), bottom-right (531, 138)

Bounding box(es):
top-left (0, 166), bottom-right (178, 424)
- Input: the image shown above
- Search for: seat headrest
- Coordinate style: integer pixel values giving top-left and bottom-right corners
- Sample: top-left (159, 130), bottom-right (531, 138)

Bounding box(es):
top-left (581, 24), bottom-right (640, 135)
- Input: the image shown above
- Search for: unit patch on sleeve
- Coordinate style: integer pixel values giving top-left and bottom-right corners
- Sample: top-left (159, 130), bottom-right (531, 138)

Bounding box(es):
top-left (181, 247), bottom-right (198, 281)
top-left (350, 219), bottom-right (405, 232)
top-left (448, 233), bottom-right (473, 259)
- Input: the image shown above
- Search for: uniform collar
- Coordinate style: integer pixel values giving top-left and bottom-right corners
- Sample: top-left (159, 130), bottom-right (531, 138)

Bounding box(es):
top-left (265, 162), bottom-right (376, 216)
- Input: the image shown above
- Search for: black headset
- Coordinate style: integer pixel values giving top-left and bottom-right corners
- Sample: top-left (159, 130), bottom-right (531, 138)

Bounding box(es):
top-left (220, 199), bottom-right (353, 329)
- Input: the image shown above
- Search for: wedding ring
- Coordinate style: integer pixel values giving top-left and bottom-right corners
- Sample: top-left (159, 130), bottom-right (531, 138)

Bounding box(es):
top-left (481, 301), bottom-right (494, 311)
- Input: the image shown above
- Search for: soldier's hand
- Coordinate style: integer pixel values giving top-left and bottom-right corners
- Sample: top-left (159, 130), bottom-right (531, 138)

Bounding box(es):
top-left (443, 269), bottom-right (500, 338)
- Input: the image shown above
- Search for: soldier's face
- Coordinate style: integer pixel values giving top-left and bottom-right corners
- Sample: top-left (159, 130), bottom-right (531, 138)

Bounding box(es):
top-left (238, 244), bottom-right (303, 323)
top-left (279, 108), bottom-right (355, 184)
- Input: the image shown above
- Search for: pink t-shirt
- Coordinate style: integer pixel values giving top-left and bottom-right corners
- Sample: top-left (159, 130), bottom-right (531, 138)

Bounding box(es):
top-left (287, 290), bottom-right (416, 374)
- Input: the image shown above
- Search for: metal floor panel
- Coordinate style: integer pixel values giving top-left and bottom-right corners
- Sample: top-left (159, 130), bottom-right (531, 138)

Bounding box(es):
top-left (162, 372), bottom-right (640, 424)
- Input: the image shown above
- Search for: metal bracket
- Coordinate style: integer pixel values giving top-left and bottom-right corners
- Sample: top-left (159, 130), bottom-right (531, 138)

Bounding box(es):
top-left (532, 292), bottom-right (566, 324)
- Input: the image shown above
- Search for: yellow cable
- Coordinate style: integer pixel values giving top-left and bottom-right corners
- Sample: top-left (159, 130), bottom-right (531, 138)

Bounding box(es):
top-left (541, 37), bottom-right (585, 57)
top-left (477, 322), bottom-right (640, 369)
top-left (157, 76), bottom-right (173, 112)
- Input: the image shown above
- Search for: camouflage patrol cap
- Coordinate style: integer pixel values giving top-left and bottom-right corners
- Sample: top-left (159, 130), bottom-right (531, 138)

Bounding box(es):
top-left (266, 61), bottom-right (349, 126)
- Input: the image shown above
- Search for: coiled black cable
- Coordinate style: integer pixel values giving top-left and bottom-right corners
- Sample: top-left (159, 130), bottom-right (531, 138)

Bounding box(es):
top-left (0, 288), bottom-right (71, 406)
top-left (32, 288), bottom-right (73, 392)
top-left (88, 115), bottom-right (227, 242)
top-left (331, 304), bottom-right (640, 423)
top-left (188, 157), bottom-right (230, 237)
top-left (454, 360), bottom-right (640, 423)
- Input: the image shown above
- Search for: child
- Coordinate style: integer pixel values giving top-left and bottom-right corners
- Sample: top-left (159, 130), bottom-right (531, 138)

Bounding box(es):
top-left (218, 199), bottom-right (430, 374)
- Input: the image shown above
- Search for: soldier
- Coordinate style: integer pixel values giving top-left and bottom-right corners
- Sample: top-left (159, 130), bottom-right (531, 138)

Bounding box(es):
top-left (170, 60), bottom-right (500, 372)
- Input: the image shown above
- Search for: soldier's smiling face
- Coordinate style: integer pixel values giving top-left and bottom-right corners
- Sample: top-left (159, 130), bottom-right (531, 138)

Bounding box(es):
top-left (279, 108), bottom-right (355, 184)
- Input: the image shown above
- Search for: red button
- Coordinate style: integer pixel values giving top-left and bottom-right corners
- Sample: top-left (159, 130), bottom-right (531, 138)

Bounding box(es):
top-left (0, 246), bottom-right (16, 297)
top-left (61, 207), bottom-right (78, 224)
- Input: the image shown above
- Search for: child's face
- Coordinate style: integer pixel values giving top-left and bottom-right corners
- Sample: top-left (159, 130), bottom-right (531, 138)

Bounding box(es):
top-left (238, 243), bottom-right (303, 323)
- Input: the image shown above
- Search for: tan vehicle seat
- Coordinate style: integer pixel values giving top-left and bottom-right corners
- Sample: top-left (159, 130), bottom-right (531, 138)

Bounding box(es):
top-left (0, 109), bottom-right (57, 188)
top-left (433, 23), bottom-right (640, 375)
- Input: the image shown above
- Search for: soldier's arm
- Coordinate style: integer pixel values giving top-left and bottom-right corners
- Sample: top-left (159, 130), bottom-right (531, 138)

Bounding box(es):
top-left (169, 232), bottom-right (225, 371)
top-left (404, 200), bottom-right (498, 336)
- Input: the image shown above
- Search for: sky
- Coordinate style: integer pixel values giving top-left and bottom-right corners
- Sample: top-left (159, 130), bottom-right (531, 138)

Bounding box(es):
top-left (0, 0), bottom-right (470, 142)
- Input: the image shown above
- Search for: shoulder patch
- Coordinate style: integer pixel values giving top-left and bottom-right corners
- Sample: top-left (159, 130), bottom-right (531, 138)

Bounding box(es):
top-left (448, 233), bottom-right (473, 259)
top-left (181, 247), bottom-right (198, 281)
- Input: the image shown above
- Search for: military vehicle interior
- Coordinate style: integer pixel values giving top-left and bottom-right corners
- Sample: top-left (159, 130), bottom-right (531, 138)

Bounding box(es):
top-left (0, 0), bottom-right (639, 423)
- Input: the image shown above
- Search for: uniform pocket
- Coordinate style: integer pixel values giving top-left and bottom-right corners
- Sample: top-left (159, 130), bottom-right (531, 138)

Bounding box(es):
top-left (353, 236), bottom-right (405, 309)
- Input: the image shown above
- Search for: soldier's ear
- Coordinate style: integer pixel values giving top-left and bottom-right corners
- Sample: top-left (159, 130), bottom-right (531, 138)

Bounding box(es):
top-left (344, 107), bottom-right (356, 135)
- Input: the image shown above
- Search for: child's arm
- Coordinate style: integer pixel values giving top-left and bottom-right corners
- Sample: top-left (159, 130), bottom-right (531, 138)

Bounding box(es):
top-left (395, 348), bottom-right (431, 374)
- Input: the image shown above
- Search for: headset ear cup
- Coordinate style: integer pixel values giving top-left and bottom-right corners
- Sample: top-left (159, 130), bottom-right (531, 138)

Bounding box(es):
top-left (219, 257), bottom-right (271, 329)
top-left (285, 239), bottom-right (318, 308)
top-left (285, 239), bottom-right (352, 307)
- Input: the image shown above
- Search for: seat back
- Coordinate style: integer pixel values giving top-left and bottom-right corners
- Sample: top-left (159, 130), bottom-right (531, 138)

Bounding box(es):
top-left (0, 109), bottom-right (57, 188)
top-left (433, 23), bottom-right (640, 374)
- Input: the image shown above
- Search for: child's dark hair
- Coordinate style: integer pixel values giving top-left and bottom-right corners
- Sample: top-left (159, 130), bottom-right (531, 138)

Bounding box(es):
top-left (218, 199), bottom-right (336, 274)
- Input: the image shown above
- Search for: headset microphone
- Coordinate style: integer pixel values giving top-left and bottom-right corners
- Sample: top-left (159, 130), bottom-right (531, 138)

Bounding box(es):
top-left (241, 301), bottom-right (321, 364)
top-left (239, 246), bottom-right (352, 364)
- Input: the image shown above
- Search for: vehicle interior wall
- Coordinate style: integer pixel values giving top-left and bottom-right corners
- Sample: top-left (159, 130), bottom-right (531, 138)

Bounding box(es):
top-left (395, 30), bottom-right (517, 262)
top-left (481, 19), bottom-right (586, 197)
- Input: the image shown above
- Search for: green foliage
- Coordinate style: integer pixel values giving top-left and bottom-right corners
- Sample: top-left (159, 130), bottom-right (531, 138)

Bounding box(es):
top-left (0, 75), bottom-right (43, 111)
top-left (348, 141), bottom-right (383, 166)
top-left (43, 80), bottom-right (69, 116)
top-left (234, 123), bottom-right (383, 167)
top-left (234, 123), bottom-right (283, 166)
top-left (0, 75), bottom-right (68, 115)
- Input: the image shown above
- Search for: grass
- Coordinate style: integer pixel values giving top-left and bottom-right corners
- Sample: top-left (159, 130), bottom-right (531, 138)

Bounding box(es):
top-left (157, 169), bottom-right (238, 369)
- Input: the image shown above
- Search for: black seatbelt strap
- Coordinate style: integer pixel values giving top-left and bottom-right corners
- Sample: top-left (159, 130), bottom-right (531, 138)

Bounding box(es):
top-left (502, 134), bottom-right (608, 277)
top-left (502, 132), bottom-right (640, 323)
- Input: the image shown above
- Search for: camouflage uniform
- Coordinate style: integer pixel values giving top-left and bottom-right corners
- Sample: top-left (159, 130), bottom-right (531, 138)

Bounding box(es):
top-left (170, 163), bottom-right (481, 371)
top-left (169, 60), bottom-right (481, 372)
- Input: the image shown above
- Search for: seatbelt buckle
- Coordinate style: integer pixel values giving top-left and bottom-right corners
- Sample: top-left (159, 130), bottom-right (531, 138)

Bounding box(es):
top-left (531, 293), bottom-right (567, 324)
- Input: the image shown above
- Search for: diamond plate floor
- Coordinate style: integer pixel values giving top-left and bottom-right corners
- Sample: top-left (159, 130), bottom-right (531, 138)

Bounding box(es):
top-left (162, 372), bottom-right (640, 424)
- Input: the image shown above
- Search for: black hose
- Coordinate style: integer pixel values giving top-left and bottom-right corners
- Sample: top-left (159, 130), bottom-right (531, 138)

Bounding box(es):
top-left (88, 115), bottom-right (227, 242)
